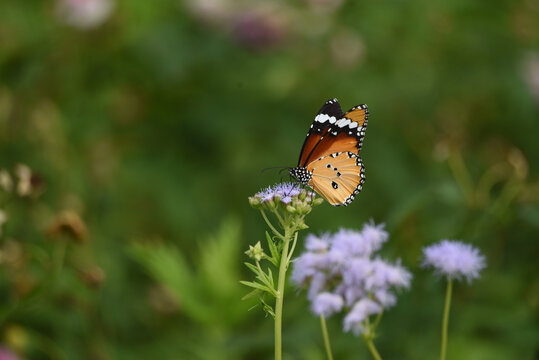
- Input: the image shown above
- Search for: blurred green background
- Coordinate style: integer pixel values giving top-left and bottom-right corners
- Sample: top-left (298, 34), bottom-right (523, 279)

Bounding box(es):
top-left (0, 0), bottom-right (538, 359)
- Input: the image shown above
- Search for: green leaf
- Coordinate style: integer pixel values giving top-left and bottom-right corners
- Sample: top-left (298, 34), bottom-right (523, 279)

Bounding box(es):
top-left (260, 297), bottom-right (275, 318)
top-left (243, 262), bottom-right (260, 276)
top-left (266, 231), bottom-right (280, 266)
top-left (239, 280), bottom-right (272, 293)
top-left (267, 268), bottom-right (274, 288)
top-left (241, 289), bottom-right (262, 301)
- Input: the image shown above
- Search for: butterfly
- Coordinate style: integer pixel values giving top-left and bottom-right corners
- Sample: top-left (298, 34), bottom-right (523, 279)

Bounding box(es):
top-left (289, 98), bottom-right (368, 206)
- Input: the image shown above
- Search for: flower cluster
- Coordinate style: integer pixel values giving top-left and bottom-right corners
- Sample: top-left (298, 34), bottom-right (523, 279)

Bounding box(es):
top-left (291, 222), bottom-right (411, 335)
top-left (249, 182), bottom-right (322, 215)
top-left (422, 240), bottom-right (486, 283)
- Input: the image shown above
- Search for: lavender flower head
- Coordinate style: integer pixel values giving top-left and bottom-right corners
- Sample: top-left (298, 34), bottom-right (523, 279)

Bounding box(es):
top-left (312, 292), bottom-right (344, 317)
top-left (422, 240), bottom-right (486, 283)
top-left (248, 183), bottom-right (322, 217)
top-left (291, 222), bottom-right (411, 335)
top-left (251, 182), bottom-right (315, 204)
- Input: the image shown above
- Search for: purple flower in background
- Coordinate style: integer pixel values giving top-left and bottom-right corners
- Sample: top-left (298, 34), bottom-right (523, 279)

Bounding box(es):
top-left (232, 10), bottom-right (286, 51)
top-left (311, 292), bottom-right (344, 317)
top-left (343, 299), bottom-right (382, 335)
top-left (331, 222), bottom-right (387, 258)
top-left (304, 233), bottom-right (331, 252)
top-left (0, 347), bottom-right (18, 360)
top-left (291, 221), bottom-right (412, 336)
top-left (422, 240), bottom-right (486, 282)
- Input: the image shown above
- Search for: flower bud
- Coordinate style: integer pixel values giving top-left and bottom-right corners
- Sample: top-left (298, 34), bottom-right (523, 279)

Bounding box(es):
top-left (296, 221), bottom-right (309, 230)
top-left (245, 241), bottom-right (265, 262)
top-left (286, 205), bottom-right (296, 214)
top-left (78, 265), bottom-right (106, 289)
top-left (248, 196), bottom-right (262, 208)
top-left (47, 210), bottom-right (88, 243)
top-left (313, 197), bottom-right (324, 206)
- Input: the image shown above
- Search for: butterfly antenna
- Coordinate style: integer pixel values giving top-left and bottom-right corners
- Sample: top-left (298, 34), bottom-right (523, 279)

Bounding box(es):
top-left (261, 166), bottom-right (288, 173)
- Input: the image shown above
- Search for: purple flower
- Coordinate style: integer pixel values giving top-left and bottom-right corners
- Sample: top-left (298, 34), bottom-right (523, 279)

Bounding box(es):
top-left (311, 292), bottom-right (344, 317)
top-left (422, 240), bottom-right (486, 282)
top-left (307, 272), bottom-right (327, 301)
top-left (361, 221), bottom-right (389, 252)
top-left (305, 233), bottom-right (331, 252)
top-left (364, 258), bottom-right (411, 292)
top-left (343, 299), bottom-right (382, 335)
top-left (232, 10), bottom-right (286, 51)
top-left (252, 182), bottom-right (313, 205)
top-left (291, 221), bottom-right (412, 327)
top-left (331, 222), bottom-right (387, 258)
top-left (290, 252), bottom-right (326, 286)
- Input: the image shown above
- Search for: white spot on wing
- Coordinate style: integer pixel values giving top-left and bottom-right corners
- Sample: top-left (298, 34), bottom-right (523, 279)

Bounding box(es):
top-left (315, 114), bottom-right (330, 123)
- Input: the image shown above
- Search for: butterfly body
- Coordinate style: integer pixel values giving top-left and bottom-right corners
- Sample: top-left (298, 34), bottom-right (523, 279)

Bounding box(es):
top-left (289, 99), bottom-right (368, 206)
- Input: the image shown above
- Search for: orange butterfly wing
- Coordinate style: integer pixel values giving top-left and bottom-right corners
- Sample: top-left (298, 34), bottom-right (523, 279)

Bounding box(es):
top-left (306, 151), bottom-right (365, 206)
top-left (306, 105), bottom-right (368, 162)
top-left (292, 99), bottom-right (369, 206)
top-left (298, 99), bottom-right (343, 166)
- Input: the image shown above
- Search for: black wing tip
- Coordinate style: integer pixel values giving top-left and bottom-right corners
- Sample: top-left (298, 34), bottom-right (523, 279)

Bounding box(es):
top-left (325, 98), bottom-right (339, 105)
top-left (347, 103), bottom-right (369, 112)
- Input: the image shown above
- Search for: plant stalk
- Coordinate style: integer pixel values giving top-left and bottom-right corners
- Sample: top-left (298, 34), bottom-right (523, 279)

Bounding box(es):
top-left (364, 336), bottom-right (382, 360)
top-left (320, 315), bottom-right (334, 360)
top-left (274, 236), bottom-right (290, 360)
top-left (440, 279), bottom-right (453, 360)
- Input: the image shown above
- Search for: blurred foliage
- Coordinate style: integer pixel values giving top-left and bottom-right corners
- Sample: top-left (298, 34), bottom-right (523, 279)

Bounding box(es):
top-left (0, 0), bottom-right (538, 359)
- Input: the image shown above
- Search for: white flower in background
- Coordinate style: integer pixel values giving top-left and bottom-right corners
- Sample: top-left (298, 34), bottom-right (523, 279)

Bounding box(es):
top-left (0, 170), bottom-right (13, 193)
top-left (56, 0), bottom-right (114, 29)
top-left (14, 164), bottom-right (32, 197)
top-left (0, 210), bottom-right (7, 238)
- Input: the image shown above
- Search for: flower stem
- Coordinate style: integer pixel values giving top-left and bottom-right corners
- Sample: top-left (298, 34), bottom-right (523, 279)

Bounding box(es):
top-left (320, 315), bottom-right (334, 360)
top-left (260, 210), bottom-right (284, 239)
top-left (274, 237), bottom-right (291, 360)
top-left (364, 336), bottom-right (382, 360)
top-left (440, 279), bottom-right (453, 360)
top-left (286, 232), bottom-right (299, 264)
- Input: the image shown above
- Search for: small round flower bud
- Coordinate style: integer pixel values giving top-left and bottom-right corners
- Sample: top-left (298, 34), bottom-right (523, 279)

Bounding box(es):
top-left (313, 197), bottom-right (324, 206)
top-left (296, 221), bottom-right (309, 230)
top-left (286, 205), bottom-right (296, 214)
top-left (248, 196), bottom-right (262, 208)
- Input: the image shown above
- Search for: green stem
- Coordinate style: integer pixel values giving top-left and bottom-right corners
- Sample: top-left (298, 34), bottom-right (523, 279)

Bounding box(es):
top-left (260, 210), bottom-right (284, 239)
top-left (320, 315), bottom-right (334, 360)
top-left (273, 208), bottom-right (286, 229)
top-left (448, 151), bottom-right (475, 206)
top-left (286, 232), bottom-right (299, 263)
top-left (53, 240), bottom-right (67, 277)
top-left (274, 236), bottom-right (291, 360)
top-left (440, 279), bottom-right (453, 360)
top-left (364, 336), bottom-right (382, 360)
top-left (372, 309), bottom-right (384, 331)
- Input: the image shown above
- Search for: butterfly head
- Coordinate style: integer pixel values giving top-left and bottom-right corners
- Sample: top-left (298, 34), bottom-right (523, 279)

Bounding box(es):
top-left (289, 166), bottom-right (312, 185)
